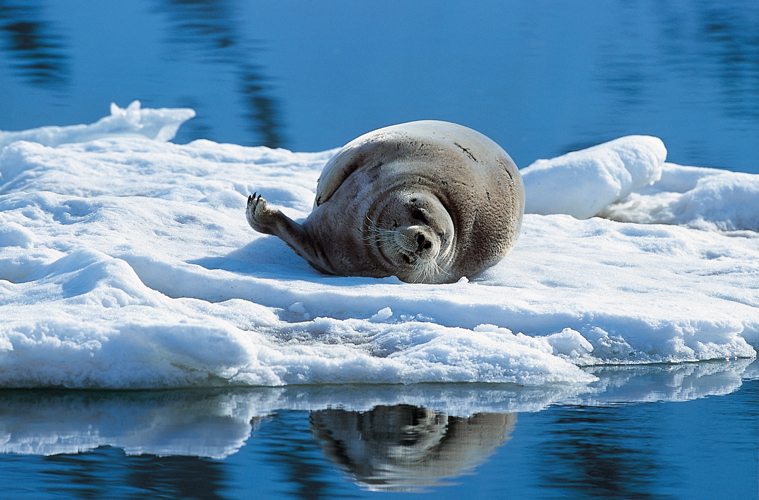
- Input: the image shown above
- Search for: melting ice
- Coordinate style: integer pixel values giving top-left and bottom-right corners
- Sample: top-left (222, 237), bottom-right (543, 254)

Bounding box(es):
top-left (0, 102), bottom-right (757, 390)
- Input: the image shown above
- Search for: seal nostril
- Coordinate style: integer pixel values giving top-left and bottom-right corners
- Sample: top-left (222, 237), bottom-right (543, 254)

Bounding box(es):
top-left (416, 234), bottom-right (425, 246)
top-left (423, 241), bottom-right (432, 250)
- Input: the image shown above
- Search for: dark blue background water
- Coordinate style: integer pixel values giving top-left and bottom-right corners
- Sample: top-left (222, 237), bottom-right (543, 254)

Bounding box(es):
top-left (0, 0), bottom-right (757, 172)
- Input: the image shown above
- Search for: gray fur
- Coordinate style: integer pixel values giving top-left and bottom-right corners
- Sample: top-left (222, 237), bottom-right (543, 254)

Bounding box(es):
top-left (246, 120), bottom-right (525, 283)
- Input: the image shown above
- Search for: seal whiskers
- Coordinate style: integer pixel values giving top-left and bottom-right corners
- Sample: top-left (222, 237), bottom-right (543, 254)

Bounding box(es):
top-left (408, 256), bottom-right (444, 284)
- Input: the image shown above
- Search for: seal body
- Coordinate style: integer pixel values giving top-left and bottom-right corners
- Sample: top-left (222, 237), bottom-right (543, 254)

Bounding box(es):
top-left (246, 120), bottom-right (524, 283)
top-left (310, 405), bottom-right (516, 491)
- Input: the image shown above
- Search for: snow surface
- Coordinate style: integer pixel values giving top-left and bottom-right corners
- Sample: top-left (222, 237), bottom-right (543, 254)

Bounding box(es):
top-left (521, 135), bottom-right (666, 219)
top-left (0, 102), bottom-right (757, 391)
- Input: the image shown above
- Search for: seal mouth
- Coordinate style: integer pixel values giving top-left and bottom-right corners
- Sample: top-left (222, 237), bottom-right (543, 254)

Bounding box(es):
top-left (402, 253), bottom-right (414, 264)
top-left (391, 225), bottom-right (450, 283)
top-left (362, 220), bottom-right (442, 277)
top-left (405, 253), bottom-right (446, 283)
top-left (400, 251), bottom-right (418, 265)
top-left (394, 225), bottom-right (438, 261)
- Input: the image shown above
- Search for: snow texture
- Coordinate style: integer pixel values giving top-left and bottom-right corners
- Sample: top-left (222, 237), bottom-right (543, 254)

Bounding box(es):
top-left (0, 103), bottom-right (756, 390)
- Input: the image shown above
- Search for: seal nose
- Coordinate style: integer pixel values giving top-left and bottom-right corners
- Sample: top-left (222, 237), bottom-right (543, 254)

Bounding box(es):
top-left (396, 225), bottom-right (437, 260)
top-left (416, 232), bottom-right (432, 252)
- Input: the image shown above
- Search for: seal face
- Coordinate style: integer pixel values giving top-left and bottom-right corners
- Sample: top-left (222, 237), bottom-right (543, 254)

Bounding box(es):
top-left (246, 120), bottom-right (525, 283)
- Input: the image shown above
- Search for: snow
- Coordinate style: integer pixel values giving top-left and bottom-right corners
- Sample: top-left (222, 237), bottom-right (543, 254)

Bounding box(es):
top-left (521, 135), bottom-right (666, 219)
top-left (0, 102), bottom-right (756, 392)
top-left (600, 162), bottom-right (759, 232)
top-left (0, 101), bottom-right (195, 150)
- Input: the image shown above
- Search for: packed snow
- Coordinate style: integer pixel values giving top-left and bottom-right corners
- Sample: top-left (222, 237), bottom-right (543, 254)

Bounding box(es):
top-left (0, 102), bottom-right (757, 391)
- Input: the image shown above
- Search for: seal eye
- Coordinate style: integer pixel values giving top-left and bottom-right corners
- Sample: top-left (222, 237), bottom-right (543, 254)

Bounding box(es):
top-left (411, 208), bottom-right (426, 223)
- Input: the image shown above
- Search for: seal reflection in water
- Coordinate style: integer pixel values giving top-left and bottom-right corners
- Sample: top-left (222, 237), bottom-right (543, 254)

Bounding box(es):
top-left (309, 405), bottom-right (516, 492)
top-left (247, 120), bottom-right (525, 283)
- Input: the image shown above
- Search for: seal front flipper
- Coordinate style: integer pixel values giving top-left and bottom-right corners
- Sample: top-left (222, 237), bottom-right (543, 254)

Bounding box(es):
top-left (246, 193), bottom-right (276, 235)
top-left (246, 193), bottom-right (332, 274)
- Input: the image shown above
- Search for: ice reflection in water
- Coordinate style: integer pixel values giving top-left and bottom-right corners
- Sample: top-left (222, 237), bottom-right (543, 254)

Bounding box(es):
top-left (0, 358), bottom-right (754, 499)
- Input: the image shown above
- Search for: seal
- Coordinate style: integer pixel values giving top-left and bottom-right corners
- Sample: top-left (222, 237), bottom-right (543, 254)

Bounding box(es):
top-left (246, 120), bottom-right (524, 283)
top-left (310, 405), bottom-right (516, 491)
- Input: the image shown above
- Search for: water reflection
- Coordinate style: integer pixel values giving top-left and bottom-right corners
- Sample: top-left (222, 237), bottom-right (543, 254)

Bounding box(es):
top-left (256, 410), bottom-right (340, 500)
top-left (41, 447), bottom-right (123, 499)
top-left (0, 389), bottom-right (257, 458)
top-left (651, 2), bottom-right (759, 122)
top-left (0, 1), bottom-right (68, 88)
top-left (40, 446), bottom-right (228, 500)
top-left (154, 0), bottom-right (285, 147)
top-left (0, 359), bottom-right (754, 498)
top-left (309, 405), bottom-right (515, 492)
top-left (0, 359), bottom-right (752, 459)
top-left (698, 5), bottom-right (759, 120)
top-left (124, 453), bottom-right (227, 500)
top-left (569, 1), bottom-right (759, 161)
top-left (538, 406), bottom-right (666, 500)
top-left (0, 1), bottom-right (757, 170)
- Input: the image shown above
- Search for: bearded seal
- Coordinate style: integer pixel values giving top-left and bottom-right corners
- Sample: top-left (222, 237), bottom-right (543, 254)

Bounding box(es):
top-left (246, 120), bottom-right (524, 283)
top-left (309, 405), bottom-right (516, 491)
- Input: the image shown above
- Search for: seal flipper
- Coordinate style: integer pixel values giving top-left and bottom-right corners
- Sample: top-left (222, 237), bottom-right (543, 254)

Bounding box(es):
top-left (246, 194), bottom-right (332, 274)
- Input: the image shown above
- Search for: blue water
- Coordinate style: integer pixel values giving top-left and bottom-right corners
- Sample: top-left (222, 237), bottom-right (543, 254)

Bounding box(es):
top-left (1, 1), bottom-right (758, 497)
top-left (0, 368), bottom-right (756, 499)
top-left (0, 0), bottom-right (757, 172)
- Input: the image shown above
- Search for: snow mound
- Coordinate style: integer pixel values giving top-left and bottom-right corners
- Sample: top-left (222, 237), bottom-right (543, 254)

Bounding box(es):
top-left (600, 163), bottom-right (759, 232)
top-left (522, 135), bottom-right (666, 219)
top-left (0, 101), bottom-right (194, 151)
top-left (0, 106), bottom-right (756, 389)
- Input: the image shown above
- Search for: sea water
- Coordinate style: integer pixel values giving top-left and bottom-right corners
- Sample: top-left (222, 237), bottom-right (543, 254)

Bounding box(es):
top-left (1, 362), bottom-right (756, 498)
top-left (0, 0), bottom-right (757, 172)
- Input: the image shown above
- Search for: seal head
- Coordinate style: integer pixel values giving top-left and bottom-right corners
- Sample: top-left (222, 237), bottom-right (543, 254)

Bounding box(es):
top-left (361, 190), bottom-right (455, 283)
